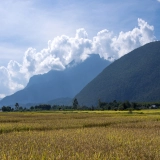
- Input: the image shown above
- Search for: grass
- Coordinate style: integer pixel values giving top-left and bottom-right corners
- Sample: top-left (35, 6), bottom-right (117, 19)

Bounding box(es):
top-left (0, 110), bottom-right (160, 159)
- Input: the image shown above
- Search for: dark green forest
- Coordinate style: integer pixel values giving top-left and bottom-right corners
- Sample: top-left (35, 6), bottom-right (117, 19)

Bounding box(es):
top-left (76, 41), bottom-right (160, 106)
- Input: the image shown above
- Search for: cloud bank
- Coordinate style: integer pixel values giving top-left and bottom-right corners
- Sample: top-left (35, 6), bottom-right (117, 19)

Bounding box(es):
top-left (0, 19), bottom-right (155, 98)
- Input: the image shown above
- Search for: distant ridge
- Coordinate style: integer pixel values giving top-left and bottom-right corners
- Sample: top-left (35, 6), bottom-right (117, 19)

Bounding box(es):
top-left (75, 41), bottom-right (160, 106)
top-left (47, 97), bottom-right (72, 106)
top-left (0, 54), bottom-right (110, 106)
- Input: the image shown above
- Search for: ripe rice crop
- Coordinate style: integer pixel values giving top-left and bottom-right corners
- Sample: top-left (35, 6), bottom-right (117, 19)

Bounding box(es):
top-left (0, 110), bottom-right (160, 159)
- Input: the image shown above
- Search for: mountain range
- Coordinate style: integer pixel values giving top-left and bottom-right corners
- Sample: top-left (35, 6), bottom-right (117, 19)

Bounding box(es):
top-left (0, 54), bottom-right (110, 106)
top-left (75, 41), bottom-right (160, 106)
top-left (1, 41), bottom-right (160, 108)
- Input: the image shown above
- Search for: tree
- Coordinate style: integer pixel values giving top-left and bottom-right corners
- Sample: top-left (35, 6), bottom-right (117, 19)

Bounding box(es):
top-left (19, 106), bottom-right (23, 110)
top-left (131, 102), bottom-right (137, 110)
top-left (2, 106), bottom-right (12, 112)
top-left (15, 103), bottom-right (19, 110)
top-left (73, 98), bottom-right (78, 110)
top-left (118, 104), bottom-right (124, 110)
top-left (30, 106), bottom-right (34, 110)
top-left (34, 104), bottom-right (51, 110)
top-left (98, 99), bottom-right (106, 110)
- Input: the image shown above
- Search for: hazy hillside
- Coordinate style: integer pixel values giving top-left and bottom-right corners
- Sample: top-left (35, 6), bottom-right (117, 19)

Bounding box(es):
top-left (47, 97), bottom-right (72, 106)
top-left (75, 41), bottom-right (160, 106)
top-left (0, 54), bottom-right (110, 106)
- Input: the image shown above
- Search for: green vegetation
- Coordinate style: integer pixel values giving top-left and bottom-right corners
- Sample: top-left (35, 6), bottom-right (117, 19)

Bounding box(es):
top-left (76, 41), bottom-right (160, 106)
top-left (1, 100), bottom-right (160, 112)
top-left (73, 98), bottom-right (79, 110)
top-left (1, 106), bottom-right (13, 112)
top-left (0, 110), bottom-right (160, 159)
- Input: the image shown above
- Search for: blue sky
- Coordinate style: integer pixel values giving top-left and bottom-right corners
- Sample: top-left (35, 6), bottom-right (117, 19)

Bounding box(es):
top-left (0, 0), bottom-right (160, 66)
top-left (0, 0), bottom-right (160, 98)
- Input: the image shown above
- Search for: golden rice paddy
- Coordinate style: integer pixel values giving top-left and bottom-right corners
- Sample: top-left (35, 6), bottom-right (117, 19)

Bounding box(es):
top-left (0, 110), bottom-right (160, 160)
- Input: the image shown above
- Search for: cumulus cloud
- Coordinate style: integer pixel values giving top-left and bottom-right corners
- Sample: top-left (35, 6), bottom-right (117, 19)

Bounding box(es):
top-left (0, 66), bottom-right (24, 97)
top-left (0, 18), bottom-right (156, 98)
top-left (92, 29), bottom-right (115, 59)
top-left (111, 18), bottom-right (155, 57)
top-left (75, 28), bottom-right (88, 39)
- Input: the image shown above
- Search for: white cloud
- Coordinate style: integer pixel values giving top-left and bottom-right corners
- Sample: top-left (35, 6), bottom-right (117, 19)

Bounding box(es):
top-left (21, 33), bottom-right (92, 79)
top-left (157, 0), bottom-right (160, 2)
top-left (75, 28), bottom-right (88, 39)
top-left (0, 94), bottom-right (5, 99)
top-left (92, 29), bottom-right (115, 59)
top-left (0, 18), bottom-right (156, 98)
top-left (111, 18), bottom-right (155, 57)
top-left (0, 66), bottom-right (24, 96)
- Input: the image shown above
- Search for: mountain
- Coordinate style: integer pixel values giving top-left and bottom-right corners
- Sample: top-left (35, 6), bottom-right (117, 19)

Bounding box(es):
top-left (75, 41), bottom-right (160, 106)
top-left (0, 54), bottom-right (110, 106)
top-left (47, 97), bottom-right (72, 106)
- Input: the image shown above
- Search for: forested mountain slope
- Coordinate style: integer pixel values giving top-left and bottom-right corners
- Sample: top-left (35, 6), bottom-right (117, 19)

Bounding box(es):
top-left (75, 41), bottom-right (160, 106)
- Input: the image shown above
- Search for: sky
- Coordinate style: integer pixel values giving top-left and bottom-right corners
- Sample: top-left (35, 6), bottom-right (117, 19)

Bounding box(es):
top-left (0, 0), bottom-right (160, 98)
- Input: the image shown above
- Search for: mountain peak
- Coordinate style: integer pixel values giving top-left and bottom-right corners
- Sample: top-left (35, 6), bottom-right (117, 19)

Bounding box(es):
top-left (0, 54), bottom-right (110, 106)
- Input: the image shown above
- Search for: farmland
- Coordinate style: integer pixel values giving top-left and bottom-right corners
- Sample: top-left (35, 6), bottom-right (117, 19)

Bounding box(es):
top-left (0, 110), bottom-right (160, 159)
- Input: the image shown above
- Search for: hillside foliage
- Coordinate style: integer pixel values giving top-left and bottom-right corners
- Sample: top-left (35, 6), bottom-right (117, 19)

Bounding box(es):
top-left (76, 41), bottom-right (160, 106)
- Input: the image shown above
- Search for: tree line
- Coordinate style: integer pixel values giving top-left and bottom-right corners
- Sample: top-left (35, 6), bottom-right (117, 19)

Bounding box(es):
top-left (1, 98), bottom-right (160, 112)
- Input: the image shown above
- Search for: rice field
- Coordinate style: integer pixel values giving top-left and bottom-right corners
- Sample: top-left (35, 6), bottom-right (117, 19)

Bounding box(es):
top-left (0, 110), bottom-right (160, 160)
